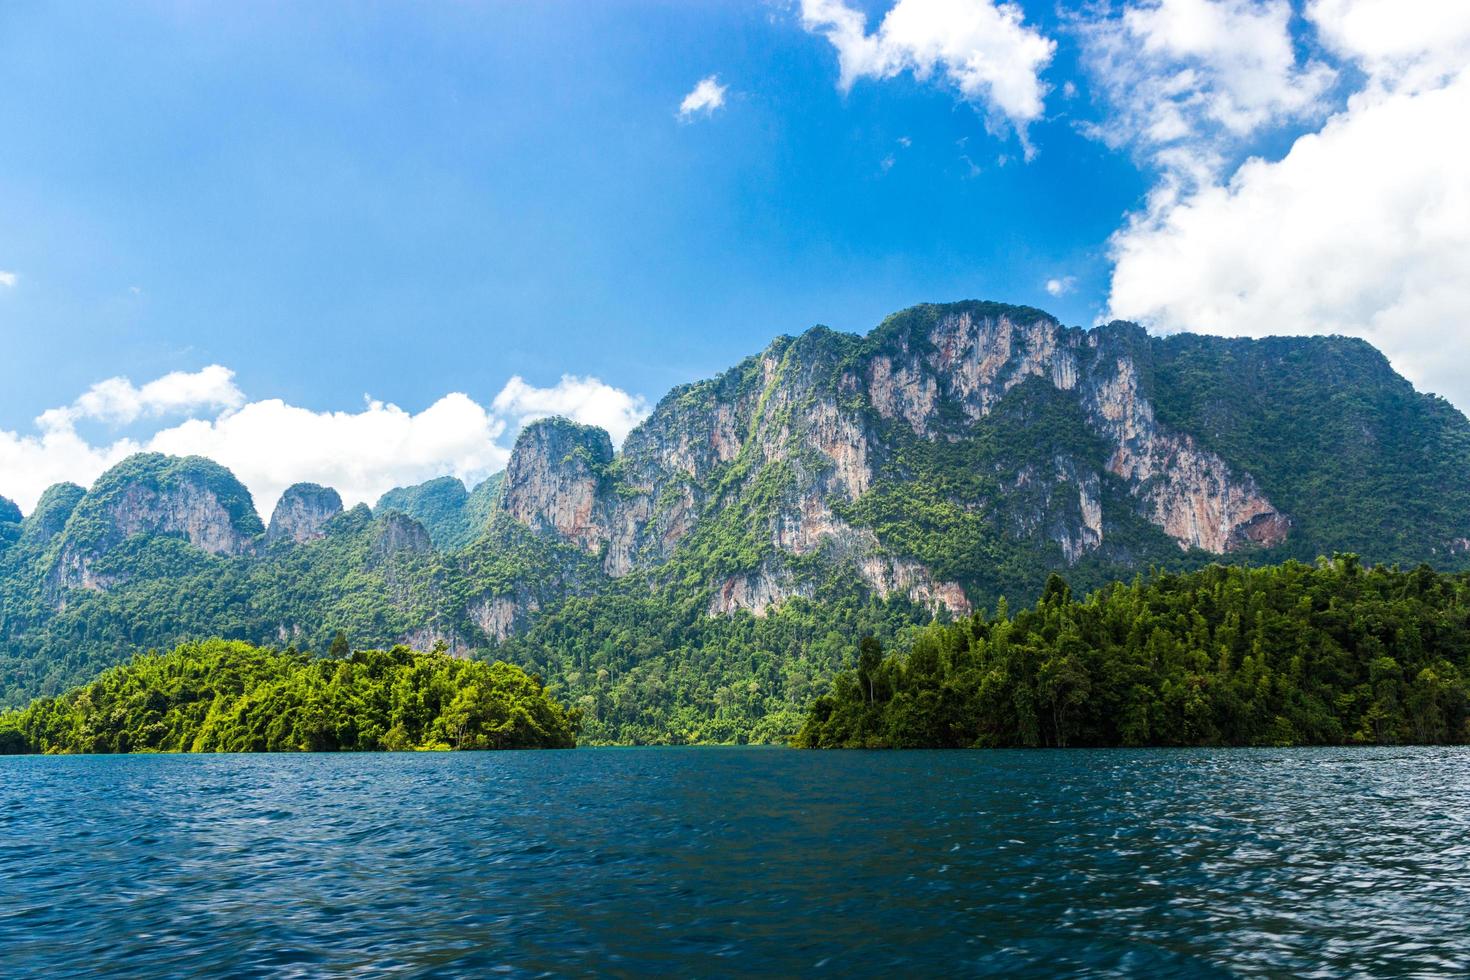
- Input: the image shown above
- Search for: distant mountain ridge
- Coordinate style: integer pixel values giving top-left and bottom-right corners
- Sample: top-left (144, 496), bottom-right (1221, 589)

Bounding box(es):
top-left (5, 300), bottom-right (1470, 739)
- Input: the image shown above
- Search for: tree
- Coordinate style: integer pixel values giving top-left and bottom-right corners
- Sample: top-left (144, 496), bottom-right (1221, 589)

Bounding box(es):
top-left (857, 635), bottom-right (882, 705)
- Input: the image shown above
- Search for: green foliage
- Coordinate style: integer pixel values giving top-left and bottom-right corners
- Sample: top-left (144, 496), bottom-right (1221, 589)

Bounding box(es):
top-left (62, 454), bottom-right (264, 553)
top-left (797, 558), bottom-right (1470, 748)
top-left (1147, 334), bottom-right (1470, 566)
top-left (499, 583), bottom-right (934, 744)
top-left (7, 302), bottom-right (1470, 751)
top-left (376, 475), bottom-right (503, 551)
top-left (464, 473), bottom-right (504, 534)
top-left (0, 638), bottom-right (580, 754)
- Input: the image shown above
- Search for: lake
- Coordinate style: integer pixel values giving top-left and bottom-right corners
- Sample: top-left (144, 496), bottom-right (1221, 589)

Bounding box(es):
top-left (2, 747), bottom-right (1468, 976)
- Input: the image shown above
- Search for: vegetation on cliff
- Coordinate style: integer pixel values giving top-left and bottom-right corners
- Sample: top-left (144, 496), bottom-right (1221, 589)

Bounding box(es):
top-left (6, 301), bottom-right (1470, 746)
top-left (0, 639), bottom-right (580, 754)
top-left (797, 557), bottom-right (1470, 748)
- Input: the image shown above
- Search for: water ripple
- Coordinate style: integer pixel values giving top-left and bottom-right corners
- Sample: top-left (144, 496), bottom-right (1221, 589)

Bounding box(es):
top-left (2, 747), bottom-right (1469, 976)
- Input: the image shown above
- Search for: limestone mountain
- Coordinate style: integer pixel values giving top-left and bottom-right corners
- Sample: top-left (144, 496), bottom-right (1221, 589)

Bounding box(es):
top-left (374, 474), bottom-right (503, 550)
top-left (4, 300), bottom-right (1470, 741)
top-left (266, 484), bottom-right (344, 545)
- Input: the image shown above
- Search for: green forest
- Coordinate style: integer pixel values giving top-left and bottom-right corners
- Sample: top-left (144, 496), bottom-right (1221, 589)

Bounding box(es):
top-left (797, 557), bottom-right (1470, 748)
top-left (0, 638), bottom-right (580, 754)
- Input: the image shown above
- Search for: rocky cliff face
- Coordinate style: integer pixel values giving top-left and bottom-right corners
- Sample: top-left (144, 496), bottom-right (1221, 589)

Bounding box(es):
top-left (372, 511), bottom-right (433, 558)
top-left (6, 299), bottom-right (1470, 721)
top-left (501, 419), bottom-right (616, 553)
top-left (48, 454), bottom-right (262, 592)
top-left (267, 483), bottom-right (343, 545)
top-left (489, 302), bottom-right (1291, 621)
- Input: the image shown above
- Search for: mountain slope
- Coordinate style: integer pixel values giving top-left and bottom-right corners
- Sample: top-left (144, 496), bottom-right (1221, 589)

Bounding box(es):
top-left (3, 300), bottom-right (1469, 741)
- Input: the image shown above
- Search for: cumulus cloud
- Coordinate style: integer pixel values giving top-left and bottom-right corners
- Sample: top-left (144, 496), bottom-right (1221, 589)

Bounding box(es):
top-left (1076, 0), bottom-right (1335, 182)
top-left (0, 427), bottom-right (141, 516)
top-left (0, 271), bottom-right (16, 288)
top-left (1045, 276), bottom-right (1076, 297)
top-left (492, 374), bottom-right (650, 445)
top-left (0, 370), bottom-right (650, 518)
top-left (678, 75), bottom-right (728, 119)
top-left (1310, 0), bottom-right (1470, 90)
top-left (146, 394), bottom-right (509, 519)
top-left (37, 365), bottom-right (245, 433)
top-left (1103, 0), bottom-right (1470, 410)
top-left (800, 0), bottom-right (1055, 144)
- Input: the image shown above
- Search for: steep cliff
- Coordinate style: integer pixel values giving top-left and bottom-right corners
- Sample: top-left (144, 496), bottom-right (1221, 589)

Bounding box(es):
top-left (501, 419), bottom-right (617, 553)
top-left (267, 483), bottom-right (343, 545)
top-left (6, 299), bottom-right (1470, 742)
top-left (487, 302), bottom-right (1299, 620)
top-left (47, 454), bottom-right (263, 591)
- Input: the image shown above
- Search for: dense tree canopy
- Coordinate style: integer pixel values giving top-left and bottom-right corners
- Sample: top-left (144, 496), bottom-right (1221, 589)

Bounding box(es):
top-left (798, 558), bottom-right (1470, 748)
top-left (0, 639), bottom-right (580, 754)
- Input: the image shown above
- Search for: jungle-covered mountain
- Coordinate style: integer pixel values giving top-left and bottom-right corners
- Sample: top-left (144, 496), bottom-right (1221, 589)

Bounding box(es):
top-left (4, 300), bottom-right (1470, 742)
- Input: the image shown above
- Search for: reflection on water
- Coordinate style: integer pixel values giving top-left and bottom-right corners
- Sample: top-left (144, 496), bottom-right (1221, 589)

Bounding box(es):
top-left (3, 747), bottom-right (1469, 976)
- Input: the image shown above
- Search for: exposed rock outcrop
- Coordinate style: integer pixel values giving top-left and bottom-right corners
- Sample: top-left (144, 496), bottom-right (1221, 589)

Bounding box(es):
top-left (493, 302), bottom-right (1289, 625)
top-left (49, 454), bottom-right (262, 592)
top-left (267, 483), bottom-right (343, 545)
top-left (501, 418), bottom-right (616, 553)
top-left (372, 512), bottom-right (432, 558)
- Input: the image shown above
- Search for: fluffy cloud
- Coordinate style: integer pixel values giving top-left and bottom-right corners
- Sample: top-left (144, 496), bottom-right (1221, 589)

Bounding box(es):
top-left (678, 75), bottom-right (727, 118)
top-left (1045, 276), bottom-right (1076, 297)
top-left (1310, 0), bottom-right (1470, 90)
top-left (1103, 1), bottom-right (1470, 409)
top-left (147, 394), bottom-right (510, 518)
top-left (1077, 0), bottom-right (1335, 181)
top-left (0, 271), bottom-right (16, 288)
top-left (0, 371), bottom-right (650, 518)
top-left (0, 426), bottom-right (141, 516)
top-left (800, 0), bottom-right (1055, 142)
top-left (492, 374), bottom-right (650, 445)
top-left (37, 365), bottom-right (245, 432)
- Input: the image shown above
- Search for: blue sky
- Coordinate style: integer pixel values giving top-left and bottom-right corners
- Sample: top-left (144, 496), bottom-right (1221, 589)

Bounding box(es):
top-left (2, 0), bottom-right (1467, 514)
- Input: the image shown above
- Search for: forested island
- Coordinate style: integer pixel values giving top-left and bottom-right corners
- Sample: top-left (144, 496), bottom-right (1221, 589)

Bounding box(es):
top-left (3, 556), bottom-right (1468, 754)
top-left (0, 639), bottom-right (581, 754)
top-left (797, 557), bottom-right (1470, 748)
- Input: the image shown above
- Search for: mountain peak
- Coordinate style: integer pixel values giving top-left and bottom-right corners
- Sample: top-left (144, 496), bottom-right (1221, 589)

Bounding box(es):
top-left (48, 453), bottom-right (262, 592)
top-left (267, 483), bottom-right (343, 545)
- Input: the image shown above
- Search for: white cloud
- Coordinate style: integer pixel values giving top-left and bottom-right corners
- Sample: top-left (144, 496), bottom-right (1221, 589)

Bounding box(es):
top-left (491, 374), bottom-right (651, 445)
top-left (149, 394), bottom-right (509, 518)
top-left (1045, 276), bottom-right (1076, 297)
top-left (1107, 63), bottom-right (1470, 408)
top-left (0, 370), bottom-right (649, 519)
top-left (0, 427), bottom-right (142, 516)
top-left (1310, 0), bottom-right (1470, 91)
top-left (1076, 0), bottom-right (1336, 181)
top-left (678, 75), bottom-right (728, 119)
top-left (800, 0), bottom-right (1055, 144)
top-left (0, 271), bottom-right (16, 288)
top-left (37, 364), bottom-right (245, 433)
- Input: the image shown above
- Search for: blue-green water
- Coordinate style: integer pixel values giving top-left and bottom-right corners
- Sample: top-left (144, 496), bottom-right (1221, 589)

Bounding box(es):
top-left (2, 747), bottom-right (1469, 977)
